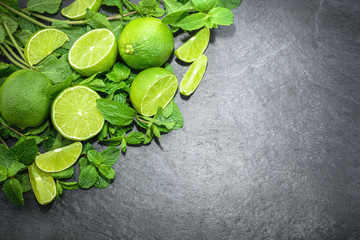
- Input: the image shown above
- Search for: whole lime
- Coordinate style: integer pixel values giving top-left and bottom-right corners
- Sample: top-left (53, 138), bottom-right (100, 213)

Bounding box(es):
top-left (118, 17), bottom-right (174, 70)
top-left (0, 70), bottom-right (52, 129)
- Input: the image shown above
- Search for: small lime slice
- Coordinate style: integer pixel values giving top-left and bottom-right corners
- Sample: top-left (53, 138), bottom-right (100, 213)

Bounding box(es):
top-left (68, 28), bottom-right (117, 76)
top-left (28, 163), bottom-right (57, 205)
top-left (51, 85), bottom-right (104, 141)
top-left (175, 28), bottom-right (210, 63)
top-left (24, 29), bottom-right (69, 66)
top-left (35, 142), bottom-right (82, 172)
top-left (61, 0), bottom-right (102, 20)
top-left (130, 67), bottom-right (178, 116)
top-left (180, 54), bottom-right (208, 96)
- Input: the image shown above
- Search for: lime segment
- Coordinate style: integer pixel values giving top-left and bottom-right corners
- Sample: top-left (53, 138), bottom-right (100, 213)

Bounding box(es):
top-left (180, 54), bottom-right (208, 96)
top-left (51, 85), bottom-right (104, 141)
top-left (130, 67), bottom-right (178, 116)
top-left (35, 142), bottom-right (82, 173)
top-left (28, 163), bottom-right (57, 205)
top-left (61, 0), bottom-right (102, 20)
top-left (175, 28), bottom-right (210, 63)
top-left (25, 29), bottom-right (69, 66)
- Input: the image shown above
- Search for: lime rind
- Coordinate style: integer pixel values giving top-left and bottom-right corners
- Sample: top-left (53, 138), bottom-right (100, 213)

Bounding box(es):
top-left (180, 54), bottom-right (208, 96)
top-left (61, 0), bottom-right (102, 20)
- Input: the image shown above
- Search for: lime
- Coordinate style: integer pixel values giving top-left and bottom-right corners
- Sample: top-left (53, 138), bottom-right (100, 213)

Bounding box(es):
top-left (28, 163), bottom-right (57, 205)
top-left (69, 28), bottom-right (117, 77)
top-left (180, 54), bottom-right (208, 96)
top-left (118, 17), bottom-right (174, 70)
top-left (51, 85), bottom-right (104, 141)
top-left (24, 29), bottom-right (69, 66)
top-left (130, 67), bottom-right (178, 116)
top-left (175, 28), bottom-right (210, 63)
top-left (35, 142), bottom-right (82, 172)
top-left (61, 0), bottom-right (102, 20)
top-left (0, 70), bottom-right (52, 129)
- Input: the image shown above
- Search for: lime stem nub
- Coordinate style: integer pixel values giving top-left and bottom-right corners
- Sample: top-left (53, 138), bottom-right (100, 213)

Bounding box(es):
top-left (125, 44), bottom-right (134, 54)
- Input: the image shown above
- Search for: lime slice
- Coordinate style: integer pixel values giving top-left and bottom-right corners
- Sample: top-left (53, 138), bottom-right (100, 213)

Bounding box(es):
top-left (61, 0), bottom-right (102, 20)
top-left (51, 85), bottom-right (104, 141)
top-left (175, 27), bottom-right (210, 63)
top-left (28, 163), bottom-right (57, 205)
top-left (130, 67), bottom-right (178, 116)
top-left (69, 28), bottom-right (117, 77)
top-left (180, 54), bottom-right (208, 96)
top-left (24, 29), bottom-right (69, 66)
top-left (35, 142), bottom-right (82, 172)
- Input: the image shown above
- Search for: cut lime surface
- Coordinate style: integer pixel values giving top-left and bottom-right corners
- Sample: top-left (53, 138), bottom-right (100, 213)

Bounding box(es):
top-left (28, 163), bottom-right (57, 205)
top-left (24, 29), bottom-right (69, 66)
top-left (61, 0), bottom-right (102, 20)
top-left (35, 142), bottom-right (82, 172)
top-left (51, 85), bottom-right (104, 141)
top-left (180, 54), bottom-right (208, 96)
top-left (130, 67), bottom-right (178, 116)
top-left (69, 28), bottom-right (117, 77)
top-left (175, 28), bottom-right (210, 63)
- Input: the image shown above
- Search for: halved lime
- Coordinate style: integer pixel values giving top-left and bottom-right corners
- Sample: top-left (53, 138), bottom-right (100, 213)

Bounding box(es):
top-left (130, 67), bottom-right (178, 116)
top-left (61, 0), bottom-right (102, 20)
top-left (35, 142), bottom-right (82, 172)
top-left (175, 28), bottom-right (210, 63)
top-left (28, 163), bottom-right (57, 205)
top-left (24, 29), bottom-right (69, 66)
top-left (68, 28), bottom-right (117, 77)
top-left (51, 85), bottom-right (104, 141)
top-left (180, 54), bottom-right (208, 96)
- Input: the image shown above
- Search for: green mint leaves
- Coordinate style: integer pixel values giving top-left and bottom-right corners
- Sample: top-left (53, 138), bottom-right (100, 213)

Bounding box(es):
top-left (26, 0), bottom-right (62, 14)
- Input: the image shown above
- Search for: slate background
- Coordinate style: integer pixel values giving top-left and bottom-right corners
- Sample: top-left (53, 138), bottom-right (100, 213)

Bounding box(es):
top-left (1, 0), bottom-right (360, 239)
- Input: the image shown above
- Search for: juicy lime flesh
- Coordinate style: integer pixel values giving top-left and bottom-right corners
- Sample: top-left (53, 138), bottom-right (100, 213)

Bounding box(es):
top-left (52, 86), bottom-right (104, 141)
top-left (180, 54), bottom-right (208, 96)
top-left (69, 28), bottom-right (117, 76)
top-left (0, 69), bottom-right (52, 129)
top-left (175, 28), bottom-right (210, 63)
top-left (28, 163), bottom-right (56, 205)
top-left (62, 0), bottom-right (102, 20)
top-left (35, 142), bottom-right (82, 173)
top-left (25, 29), bottom-right (69, 66)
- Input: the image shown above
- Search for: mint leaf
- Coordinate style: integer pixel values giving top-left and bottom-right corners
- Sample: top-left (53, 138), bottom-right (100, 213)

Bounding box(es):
top-left (97, 99), bottom-right (137, 126)
top-left (16, 171), bottom-right (31, 192)
top-left (39, 55), bottom-right (74, 84)
top-left (102, 0), bottom-right (123, 13)
top-left (48, 75), bottom-right (78, 98)
top-left (161, 101), bottom-right (174, 118)
top-left (0, 165), bottom-right (7, 182)
top-left (10, 138), bottom-right (37, 166)
top-left (18, 16), bottom-right (40, 33)
top-left (0, 144), bottom-right (17, 170)
top-left (2, 178), bottom-right (24, 206)
top-left (192, 0), bottom-right (218, 12)
top-left (208, 7), bottom-right (234, 25)
top-left (0, 25), bottom-right (6, 44)
top-left (78, 157), bottom-right (89, 172)
top-left (138, 0), bottom-right (157, 15)
top-left (94, 172), bottom-right (111, 188)
top-left (59, 181), bottom-right (79, 190)
top-left (1, 13), bottom-right (18, 35)
top-left (87, 150), bottom-right (103, 167)
top-left (101, 147), bottom-right (120, 165)
top-left (218, 0), bottom-right (242, 10)
top-left (175, 13), bottom-right (207, 31)
top-left (24, 121), bottom-right (49, 136)
top-left (151, 7), bottom-right (165, 17)
top-left (98, 164), bottom-right (115, 180)
top-left (144, 128), bottom-right (154, 144)
top-left (125, 132), bottom-right (145, 144)
top-left (86, 9), bottom-right (112, 30)
top-left (79, 165), bottom-right (98, 189)
top-left (26, 0), bottom-right (61, 14)
top-left (8, 162), bottom-right (26, 177)
top-left (110, 20), bottom-right (124, 39)
top-left (51, 166), bottom-right (74, 179)
top-left (163, 0), bottom-right (183, 14)
top-left (106, 63), bottom-right (130, 82)
top-left (162, 10), bottom-right (189, 25)
top-left (13, 29), bottom-right (33, 46)
top-left (156, 101), bottom-right (183, 131)
top-left (121, 137), bottom-right (127, 152)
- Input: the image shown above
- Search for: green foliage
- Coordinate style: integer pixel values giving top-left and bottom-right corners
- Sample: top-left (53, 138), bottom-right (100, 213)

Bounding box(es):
top-left (51, 166), bottom-right (74, 179)
top-left (86, 9), bottom-right (112, 30)
top-left (218, 0), bottom-right (242, 10)
top-left (26, 0), bottom-right (61, 14)
top-left (2, 178), bottom-right (24, 206)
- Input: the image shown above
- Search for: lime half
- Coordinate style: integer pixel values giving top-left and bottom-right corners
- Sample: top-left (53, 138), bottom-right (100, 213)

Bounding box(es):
top-left (28, 163), bottom-right (57, 205)
top-left (61, 0), bottom-right (102, 20)
top-left (51, 85), bottom-right (104, 141)
top-left (130, 67), bottom-right (178, 116)
top-left (35, 142), bottom-right (82, 172)
top-left (175, 28), bottom-right (210, 63)
top-left (69, 28), bottom-right (117, 77)
top-left (25, 29), bottom-right (69, 66)
top-left (180, 54), bottom-right (208, 96)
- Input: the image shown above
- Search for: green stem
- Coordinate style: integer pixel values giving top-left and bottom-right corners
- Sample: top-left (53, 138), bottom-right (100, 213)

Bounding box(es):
top-left (135, 115), bottom-right (150, 125)
top-left (0, 1), bottom-right (49, 29)
top-left (0, 136), bottom-right (9, 149)
top-left (2, 22), bottom-right (26, 61)
top-left (0, 44), bottom-right (29, 69)
top-left (2, 42), bottom-right (36, 70)
top-left (0, 121), bottom-right (25, 138)
top-left (4, 39), bottom-right (24, 51)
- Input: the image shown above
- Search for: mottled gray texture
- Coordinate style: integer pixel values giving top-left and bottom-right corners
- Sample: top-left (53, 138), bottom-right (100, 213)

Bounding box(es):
top-left (1, 0), bottom-right (360, 239)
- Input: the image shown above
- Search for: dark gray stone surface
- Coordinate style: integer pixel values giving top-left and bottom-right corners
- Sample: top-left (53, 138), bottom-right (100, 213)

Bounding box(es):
top-left (1, 0), bottom-right (360, 239)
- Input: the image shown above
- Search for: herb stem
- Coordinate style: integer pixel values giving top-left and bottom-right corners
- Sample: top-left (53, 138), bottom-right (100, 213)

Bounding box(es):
top-left (135, 115), bottom-right (150, 124)
top-left (4, 39), bottom-right (24, 51)
top-left (2, 22), bottom-right (26, 61)
top-left (0, 121), bottom-right (25, 138)
top-left (0, 1), bottom-right (49, 29)
top-left (2, 43), bottom-right (37, 70)
top-left (0, 44), bottom-right (29, 70)
top-left (0, 137), bottom-right (9, 149)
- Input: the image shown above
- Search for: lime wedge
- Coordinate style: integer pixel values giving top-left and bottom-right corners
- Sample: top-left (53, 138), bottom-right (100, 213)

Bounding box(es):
top-left (28, 163), bottom-right (57, 205)
top-left (61, 0), bottom-right (102, 20)
top-left (35, 142), bottom-right (82, 172)
top-left (68, 28), bottom-right (117, 77)
top-left (175, 28), bottom-right (210, 63)
top-left (51, 85), bottom-right (104, 141)
top-left (130, 67), bottom-right (178, 116)
top-left (24, 29), bottom-right (69, 66)
top-left (180, 54), bottom-right (208, 96)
